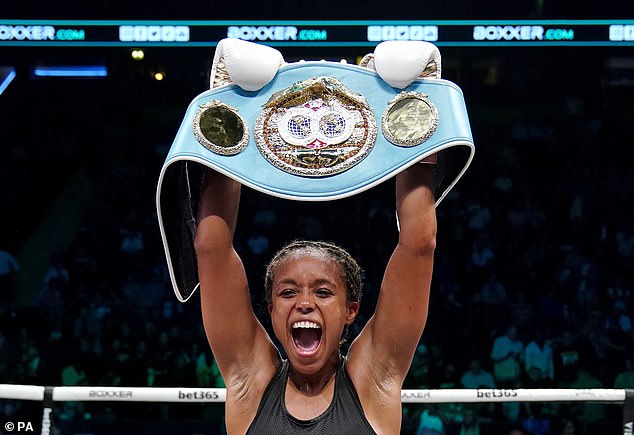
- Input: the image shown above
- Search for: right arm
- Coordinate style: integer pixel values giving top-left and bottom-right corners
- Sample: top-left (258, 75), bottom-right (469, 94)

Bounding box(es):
top-left (194, 170), bottom-right (279, 390)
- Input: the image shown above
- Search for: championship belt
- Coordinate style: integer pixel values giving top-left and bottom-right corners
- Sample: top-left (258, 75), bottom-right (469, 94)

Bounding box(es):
top-left (157, 38), bottom-right (475, 302)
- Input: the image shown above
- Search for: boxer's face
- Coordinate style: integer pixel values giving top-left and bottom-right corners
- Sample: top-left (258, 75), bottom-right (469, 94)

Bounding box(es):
top-left (269, 251), bottom-right (358, 374)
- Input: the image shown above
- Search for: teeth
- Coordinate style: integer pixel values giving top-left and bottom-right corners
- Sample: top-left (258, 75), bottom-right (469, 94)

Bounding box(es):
top-left (292, 321), bottom-right (320, 329)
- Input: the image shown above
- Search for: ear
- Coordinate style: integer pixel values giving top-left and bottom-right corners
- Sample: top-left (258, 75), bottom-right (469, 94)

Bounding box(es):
top-left (345, 301), bottom-right (360, 325)
top-left (268, 303), bottom-right (273, 315)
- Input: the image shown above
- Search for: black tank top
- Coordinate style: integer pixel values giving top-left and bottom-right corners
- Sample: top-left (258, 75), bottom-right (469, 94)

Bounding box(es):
top-left (246, 358), bottom-right (377, 434)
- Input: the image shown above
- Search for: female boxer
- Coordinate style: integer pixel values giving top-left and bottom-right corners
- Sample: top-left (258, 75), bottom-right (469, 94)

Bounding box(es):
top-left (195, 162), bottom-right (436, 434)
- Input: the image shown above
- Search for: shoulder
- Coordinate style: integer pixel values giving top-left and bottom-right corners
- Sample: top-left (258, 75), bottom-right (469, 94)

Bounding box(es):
top-left (345, 350), bottom-right (403, 434)
top-left (225, 354), bottom-right (283, 433)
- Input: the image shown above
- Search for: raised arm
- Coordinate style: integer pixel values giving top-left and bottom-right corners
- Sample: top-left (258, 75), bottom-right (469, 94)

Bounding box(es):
top-left (350, 163), bottom-right (436, 382)
top-left (194, 170), bottom-right (278, 383)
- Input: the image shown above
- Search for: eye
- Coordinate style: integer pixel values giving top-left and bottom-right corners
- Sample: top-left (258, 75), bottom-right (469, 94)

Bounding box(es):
top-left (278, 289), bottom-right (297, 298)
top-left (315, 288), bottom-right (333, 298)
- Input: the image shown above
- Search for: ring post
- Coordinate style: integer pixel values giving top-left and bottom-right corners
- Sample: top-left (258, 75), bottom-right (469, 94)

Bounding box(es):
top-left (40, 386), bottom-right (54, 435)
top-left (624, 389), bottom-right (634, 435)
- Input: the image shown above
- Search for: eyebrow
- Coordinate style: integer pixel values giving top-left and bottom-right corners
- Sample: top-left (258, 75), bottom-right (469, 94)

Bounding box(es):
top-left (275, 278), bottom-right (337, 287)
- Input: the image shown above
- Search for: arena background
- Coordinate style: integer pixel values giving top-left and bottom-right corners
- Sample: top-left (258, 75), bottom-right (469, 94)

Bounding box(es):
top-left (1, 1), bottom-right (633, 434)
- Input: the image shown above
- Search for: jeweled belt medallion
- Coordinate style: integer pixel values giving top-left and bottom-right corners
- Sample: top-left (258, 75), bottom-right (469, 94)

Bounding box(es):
top-left (382, 91), bottom-right (439, 147)
top-left (193, 100), bottom-right (249, 156)
top-left (255, 77), bottom-right (377, 177)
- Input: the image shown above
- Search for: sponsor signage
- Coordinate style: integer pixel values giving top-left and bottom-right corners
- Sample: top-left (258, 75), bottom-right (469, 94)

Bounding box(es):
top-left (476, 389), bottom-right (519, 399)
top-left (0, 25), bottom-right (85, 41)
top-left (119, 25), bottom-right (190, 42)
top-left (609, 24), bottom-right (634, 41)
top-left (367, 25), bottom-right (438, 42)
top-left (178, 390), bottom-right (221, 400)
top-left (0, 20), bottom-right (632, 47)
top-left (88, 390), bottom-right (134, 399)
top-left (227, 26), bottom-right (327, 41)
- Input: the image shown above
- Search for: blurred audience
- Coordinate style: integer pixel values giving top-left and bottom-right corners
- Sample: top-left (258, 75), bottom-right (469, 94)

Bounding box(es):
top-left (1, 55), bottom-right (632, 434)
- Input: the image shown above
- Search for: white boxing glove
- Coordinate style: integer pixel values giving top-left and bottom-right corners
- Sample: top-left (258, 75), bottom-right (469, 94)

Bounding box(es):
top-left (372, 40), bottom-right (442, 89)
top-left (210, 38), bottom-right (285, 91)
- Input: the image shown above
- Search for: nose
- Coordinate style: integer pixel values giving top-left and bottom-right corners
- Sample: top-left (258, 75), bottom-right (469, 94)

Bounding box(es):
top-left (296, 293), bottom-right (314, 313)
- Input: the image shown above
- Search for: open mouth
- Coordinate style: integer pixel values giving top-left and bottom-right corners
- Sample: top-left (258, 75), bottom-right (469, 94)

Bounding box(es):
top-left (291, 321), bottom-right (322, 357)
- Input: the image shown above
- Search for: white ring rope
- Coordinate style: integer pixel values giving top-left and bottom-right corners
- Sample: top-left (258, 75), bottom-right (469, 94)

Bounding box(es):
top-left (1, 384), bottom-right (628, 404)
top-left (0, 384), bottom-right (46, 401)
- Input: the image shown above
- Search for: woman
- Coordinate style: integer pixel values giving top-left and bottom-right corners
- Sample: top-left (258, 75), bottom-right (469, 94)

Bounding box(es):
top-left (194, 162), bottom-right (436, 434)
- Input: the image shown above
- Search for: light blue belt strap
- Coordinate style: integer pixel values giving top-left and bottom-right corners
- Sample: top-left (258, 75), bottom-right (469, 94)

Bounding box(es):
top-left (157, 40), bottom-right (475, 302)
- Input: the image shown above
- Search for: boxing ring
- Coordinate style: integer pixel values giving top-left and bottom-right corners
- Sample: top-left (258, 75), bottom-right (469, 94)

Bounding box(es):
top-left (1, 384), bottom-right (633, 434)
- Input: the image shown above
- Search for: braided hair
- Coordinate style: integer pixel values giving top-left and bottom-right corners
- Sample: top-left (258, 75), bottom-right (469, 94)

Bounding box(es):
top-left (264, 240), bottom-right (363, 306)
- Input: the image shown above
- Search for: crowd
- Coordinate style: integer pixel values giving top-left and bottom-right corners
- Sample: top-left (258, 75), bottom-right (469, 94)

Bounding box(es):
top-left (1, 51), bottom-right (633, 434)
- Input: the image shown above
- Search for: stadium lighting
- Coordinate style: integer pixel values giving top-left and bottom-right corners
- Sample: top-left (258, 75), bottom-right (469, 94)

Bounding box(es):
top-left (0, 67), bottom-right (16, 95)
top-left (33, 66), bottom-right (108, 77)
top-left (131, 49), bottom-right (145, 60)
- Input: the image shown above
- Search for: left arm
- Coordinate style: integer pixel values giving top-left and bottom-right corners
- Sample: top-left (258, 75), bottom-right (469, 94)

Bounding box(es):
top-left (349, 163), bottom-right (436, 396)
